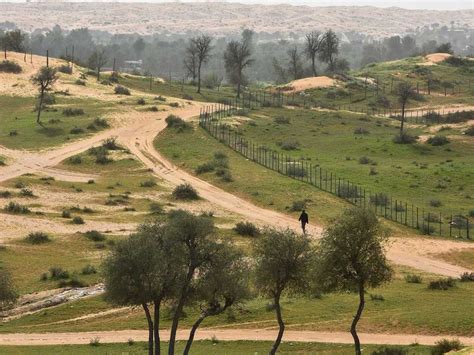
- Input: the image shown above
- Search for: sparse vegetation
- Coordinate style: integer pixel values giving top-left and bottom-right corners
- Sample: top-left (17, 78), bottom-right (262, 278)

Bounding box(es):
top-left (24, 232), bottom-right (51, 244)
top-left (172, 183), bottom-right (199, 200)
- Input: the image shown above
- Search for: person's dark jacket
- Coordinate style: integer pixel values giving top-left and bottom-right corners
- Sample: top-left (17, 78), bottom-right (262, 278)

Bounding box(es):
top-left (299, 212), bottom-right (309, 224)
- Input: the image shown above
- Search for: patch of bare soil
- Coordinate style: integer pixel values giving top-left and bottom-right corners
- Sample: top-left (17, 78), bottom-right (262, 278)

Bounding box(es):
top-left (282, 76), bottom-right (337, 92)
top-left (421, 53), bottom-right (452, 65)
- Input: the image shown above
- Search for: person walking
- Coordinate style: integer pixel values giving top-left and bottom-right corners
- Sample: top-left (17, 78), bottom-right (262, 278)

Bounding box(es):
top-left (298, 210), bottom-right (309, 234)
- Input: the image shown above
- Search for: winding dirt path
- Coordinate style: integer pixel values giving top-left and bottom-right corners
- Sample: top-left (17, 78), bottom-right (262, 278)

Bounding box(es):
top-left (0, 101), bottom-right (472, 277)
top-left (0, 329), bottom-right (471, 346)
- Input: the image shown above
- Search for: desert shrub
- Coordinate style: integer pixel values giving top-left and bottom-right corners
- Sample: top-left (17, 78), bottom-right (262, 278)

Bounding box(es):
top-left (274, 116), bottom-right (290, 124)
top-left (49, 267), bottom-right (69, 280)
top-left (59, 276), bottom-right (86, 288)
top-left (404, 274), bottom-right (422, 284)
top-left (370, 193), bottom-right (389, 206)
top-left (61, 210), bottom-right (71, 218)
top-left (420, 224), bottom-right (435, 235)
top-left (195, 162), bottom-right (215, 174)
top-left (286, 164), bottom-right (306, 178)
top-left (93, 117), bottom-right (109, 128)
top-left (9, 130), bottom-right (18, 136)
top-left (114, 85), bottom-right (131, 95)
top-left (63, 108), bottom-right (85, 116)
top-left (430, 199), bottom-right (442, 207)
top-left (146, 106), bottom-right (159, 112)
top-left (155, 95), bottom-right (166, 102)
top-left (140, 180), bottom-right (157, 188)
top-left (70, 127), bottom-right (85, 134)
top-left (278, 140), bottom-right (300, 151)
top-left (81, 264), bottom-right (97, 275)
top-left (75, 79), bottom-right (86, 86)
top-left (359, 156), bottom-right (372, 164)
top-left (4, 202), bottom-right (30, 214)
top-left (72, 216), bottom-right (85, 225)
top-left (172, 183), bottom-right (199, 200)
top-left (169, 102), bottom-right (179, 108)
top-left (393, 132), bottom-right (417, 144)
top-left (165, 115), bottom-right (189, 130)
top-left (217, 169), bottom-right (233, 182)
top-left (20, 188), bottom-right (34, 197)
top-left (354, 127), bottom-right (369, 135)
top-left (0, 60), bottom-right (22, 73)
top-left (289, 200), bottom-right (306, 212)
top-left (0, 191), bottom-right (12, 198)
top-left (84, 230), bottom-right (105, 242)
top-left (369, 294), bottom-right (385, 301)
top-left (337, 184), bottom-right (360, 198)
top-left (68, 156), bottom-right (82, 165)
top-left (428, 277), bottom-right (456, 290)
top-left (233, 221), bottom-right (260, 237)
top-left (371, 347), bottom-right (407, 355)
top-left (465, 126), bottom-right (474, 136)
top-left (25, 232), bottom-right (51, 244)
top-left (149, 202), bottom-right (164, 214)
top-left (95, 150), bottom-right (111, 165)
top-left (58, 65), bottom-right (72, 74)
top-left (182, 94), bottom-right (194, 100)
top-left (431, 339), bottom-right (463, 355)
top-left (101, 137), bottom-right (121, 151)
top-left (136, 98), bottom-right (146, 105)
top-left (427, 135), bottom-right (449, 146)
top-left (460, 272), bottom-right (474, 282)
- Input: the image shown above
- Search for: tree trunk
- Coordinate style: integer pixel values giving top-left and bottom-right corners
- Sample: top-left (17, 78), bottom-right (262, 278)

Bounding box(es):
top-left (97, 67), bottom-right (100, 81)
top-left (400, 102), bottom-right (405, 135)
top-left (269, 292), bottom-right (284, 355)
top-left (350, 283), bottom-right (365, 355)
top-left (197, 62), bottom-right (202, 93)
top-left (311, 56), bottom-right (316, 77)
top-left (36, 90), bottom-right (44, 125)
top-left (154, 300), bottom-right (161, 355)
top-left (143, 303), bottom-right (154, 355)
top-left (168, 269), bottom-right (193, 355)
top-left (183, 314), bottom-right (206, 355)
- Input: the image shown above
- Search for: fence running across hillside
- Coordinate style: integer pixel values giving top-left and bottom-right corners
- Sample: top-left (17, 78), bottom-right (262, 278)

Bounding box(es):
top-left (199, 103), bottom-right (471, 239)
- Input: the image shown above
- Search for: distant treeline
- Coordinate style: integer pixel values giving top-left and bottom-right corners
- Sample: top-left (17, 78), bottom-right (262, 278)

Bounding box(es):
top-left (1, 21), bottom-right (472, 84)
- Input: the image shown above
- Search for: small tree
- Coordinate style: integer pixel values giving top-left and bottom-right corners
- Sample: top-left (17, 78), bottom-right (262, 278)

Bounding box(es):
top-left (31, 66), bottom-right (58, 125)
top-left (436, 42), bottom-right (453, 54)
top-left (183, 41), bottom-right (198, 82)
top-left (396, 81), bottom-right (416, 136)
top-left (441, 81), bottom-right (453, 96)
top-left (183, 241), bottom-right (250, 355)
top-left (316, 208), bottom-right (392, 355)
top-left (0, 269), bottom-right (18, 312)
top-left (304, 31), bottom-right (322, 76)
top-left (224, 31), bottom-right (254, 98)
top-left (88, 47), bottom-right (108, 81)
top-left (319, 29), bottom-right (340, 72)
top-left (189, 35), bottom-right (213, 94)
top-left (254, 228), bottom-right (313, 355)
top-left (287, 46), bottom-right (304, 80)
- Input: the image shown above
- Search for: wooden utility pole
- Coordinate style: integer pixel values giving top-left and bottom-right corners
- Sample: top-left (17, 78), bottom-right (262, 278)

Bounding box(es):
top-left (46, 49), bottom-right (49, 67)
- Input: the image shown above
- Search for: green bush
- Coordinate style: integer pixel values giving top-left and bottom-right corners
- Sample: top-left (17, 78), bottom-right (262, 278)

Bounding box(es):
top-left (165, 115), bottom-right (189, 130)
top-left (92, 117), bottom-right (109, 128)
top-left (371, 347), bottom-right (407, 355)
top-left (20, 188), bottom-right (34, 197)
top-left (4, 201), bottom-right (30, 214)
top-left (234, 221), bottom-right (260, 237)
top-left (149, 203), bottom-right (164, 214)
top-left (278, 140), bottom-right (300, 151)
top-left (114, 85), bottom-right (131, 95)
top-left (58, 65), bottom-right (72, 74)
top-left (274, 116), bottom-right (290, 124)
top-left (68, 156), bottom-right (82, 165)
top-left (140, 180), bottom-right (157, 188)
top-left (63, 108), bottom-right (85, 116)
top-left (136, 98), bottom-right (146, 105)
top-left (427, 135), bottom-right (449, 146)
top-left (49, 267), bottom-right (69, 280)
top-left (217, 169), bottom-right (233, 182)
top-left (25, 232), bottom-right (51, 244)
top-left (0, 191), bottom-right (12, 198)
top-left (459, 272), bottom-right (474, 282)
top-left (72, 216), bottom-right (85, 225)
top-left (70, 127), bottom-right (85, 135)
top-left (404, 274), bottom-right (422, 284)
top-left (62, 210), bottom-right (71, 218)
top-left (431, 339), bottom-right (463, 355)
top-left (428, 277), bottom-right (456, 290)
top-left (84, 230), bottom-right (105, 241)
top-left (393, 132), bottom-right (417, 144)
top-left (81, 264), bottom-right (97, 275)
top-left (289, 200), bottom-right (306, 212)
top-left (195, 162), bottom-right (215, 174)
top-left (0, 60), bottom-right (22, 73)
top-left (172, 183), bottom-right (199, 200)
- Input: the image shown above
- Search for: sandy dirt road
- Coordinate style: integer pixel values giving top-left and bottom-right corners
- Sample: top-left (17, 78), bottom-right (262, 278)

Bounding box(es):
top-left (0, 329), bottom-right (472, 346)
top-left (0, 101), bottom-right (472, 277)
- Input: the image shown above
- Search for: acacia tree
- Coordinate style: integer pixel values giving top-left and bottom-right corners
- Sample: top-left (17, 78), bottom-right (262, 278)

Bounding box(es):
top-left (103, 224), bottom-right (179, 355)
top-left (183, 241), bottom-right (250, 355)
top-left (224, 32), bottom-right (254, 98)
top-left (319, 29), bottom-right (340, 72)
top-left (254, 228), bottom-right (313, 355)
top-left (304, 31), bottom-right (322, 76)
top-left (316, 208), bottom-right (392, 355)
top-left (0, 269), bottom-right (18, 312)
top-left (88, 47), bottom-right (108, 81)
top-left (397, 81), bottom-right (416, 136)
top-left (189, 35), bottom-right (213, 94)
top-left (31, 66), bottom-right (58, 125)
top-left (166, 210), bottom-right (216, 355)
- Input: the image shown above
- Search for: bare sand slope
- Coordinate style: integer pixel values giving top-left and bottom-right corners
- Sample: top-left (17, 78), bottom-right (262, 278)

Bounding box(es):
top-left (284, 76), bottom-right (336, 92)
